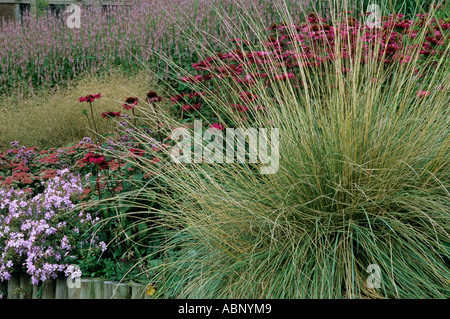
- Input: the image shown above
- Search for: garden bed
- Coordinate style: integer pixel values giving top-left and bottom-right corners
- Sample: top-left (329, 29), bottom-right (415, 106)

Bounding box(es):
top-left (1, 0), bottom-right (449, 299)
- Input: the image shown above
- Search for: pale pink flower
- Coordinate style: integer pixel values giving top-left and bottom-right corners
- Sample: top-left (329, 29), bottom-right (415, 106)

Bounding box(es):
top-left (416, 90), bottom-right (431, 97)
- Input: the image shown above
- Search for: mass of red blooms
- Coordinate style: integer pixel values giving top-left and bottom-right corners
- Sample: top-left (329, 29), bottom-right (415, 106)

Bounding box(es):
top-left (0, 131), bottom-right (165, 200)
top-left (168, 12), bottom-right (448, 129)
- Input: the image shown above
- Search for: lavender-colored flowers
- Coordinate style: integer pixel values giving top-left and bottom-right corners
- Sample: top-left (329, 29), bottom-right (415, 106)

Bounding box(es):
top-left (10, 141), bottom-right (19, 148)
top-left (78, 136), bottom-right (93, 146)
top-left (0, 168), bottom-right (106, 286)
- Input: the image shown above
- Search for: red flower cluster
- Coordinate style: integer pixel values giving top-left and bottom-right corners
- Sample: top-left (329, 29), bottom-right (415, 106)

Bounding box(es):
top-left (167, 12), bottom-right (448, 129)
top-left (231, 104), bottom-right (249, 113)
top-left (79, 93), bottom-right (102, 102)
top-left (182, 103), bottom-right (201, 111)
top-left (1, 142), bottom-right (104, 188)
top-left (129, 148), bottom-right (145, 156)
top-left (82, 152), bottom-right (109, 170)
top-left (209, 123), bottom-right (225, 130)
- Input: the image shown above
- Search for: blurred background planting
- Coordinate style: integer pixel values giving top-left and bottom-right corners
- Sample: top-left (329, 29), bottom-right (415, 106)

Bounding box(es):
top-left (1, 0), bottom-right (441, 99)
top-left (0, 0), bottom-right (315, 99)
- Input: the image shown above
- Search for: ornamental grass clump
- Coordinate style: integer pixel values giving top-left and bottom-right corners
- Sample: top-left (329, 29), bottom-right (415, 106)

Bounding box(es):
top-left (95, 1), bottom-right (449, 298)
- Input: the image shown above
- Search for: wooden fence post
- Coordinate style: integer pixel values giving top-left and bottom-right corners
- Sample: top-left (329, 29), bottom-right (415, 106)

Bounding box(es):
top-left (32, 283), bottom-right (41, 299)
top-left (112, 282), bottom-right (130, 299)
top-left (55, 277), bottom-right (68, 299)
top-left (68, 282), bottom-right (80, 299)
top-left (79, 278), bottom-right (94, 299)
top-left (19, 276), bottom-right (32, 299)
top-left (92, 278), bottom-right (105, 299)
top-left (7, 276), bottom-right (19, 299)
top-left (13, 2), bottom-right (20, 22)
top-left (103, 281), bottom-right (114, 299)
top-left (131, 283), bottom-right (146, 299)
top-left (41, 279), bottom-right (56, 299)
top-left (2, 276), bottom-right (152, 299)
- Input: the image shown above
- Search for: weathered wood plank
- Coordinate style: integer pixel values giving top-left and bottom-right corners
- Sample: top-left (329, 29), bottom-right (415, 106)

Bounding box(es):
top-left (92, 278), bottom-right (105, 299)
top-left (19, 276), bottom-right (32, 299)
top-left (32, 283), bottom-right (40, 299)
top-left (55, 277), bottom-right (68, 299)
top-left (131, 283), bottom-right (146, 299)
top-left (7, 276), bottom-right (19, 299)
top-left (111, 282), bottom-right (130, 299)
top-left (41, 279), bottom-right (56, 299)
top-left (103, 281), bottom-right (114, 299)
top-left (79, 278), bottom-right (94, 299)
top-left (67, 280), bottom-right (81, 299)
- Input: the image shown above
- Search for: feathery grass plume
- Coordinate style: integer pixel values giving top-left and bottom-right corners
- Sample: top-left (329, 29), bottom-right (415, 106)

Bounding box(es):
top-left (93, 0), bottom-right (449, 298)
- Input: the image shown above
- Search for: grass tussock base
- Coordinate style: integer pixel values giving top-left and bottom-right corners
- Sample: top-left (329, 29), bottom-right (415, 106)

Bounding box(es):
top-left (148, 76), bottom-right (450, 298)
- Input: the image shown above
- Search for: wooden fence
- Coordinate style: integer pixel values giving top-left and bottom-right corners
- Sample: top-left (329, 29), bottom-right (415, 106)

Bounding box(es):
top-left (0, 1), bottom-right (129, 22)
top-left (2, 275), bottom-right (152, 299)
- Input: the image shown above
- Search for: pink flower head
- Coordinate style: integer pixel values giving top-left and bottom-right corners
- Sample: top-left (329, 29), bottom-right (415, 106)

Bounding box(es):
top-left (123, 97), bottom-right (138, 110)
top-left (129, 148), bottom-right (144, 156)
top-left (182, 103), bottom-right (201, 111)
top-left (274, 73), bottom-right (295, 81)
top-left (170, 93), bottom-right (185, 103)
top-left (231, 104), bottom-right (248, 112)
top-left (238, 91), bottom-right (258, 102)
top-left (101, 111), bottom-right (122, 119)
top-left (416, 90), bottom-right (431, 97)
top-left (79, 93), bottom-right (101, 102)
top-left (82, 152), bottom-right (94, 163)
top-left (209, 123), bottom-right (225, 130)
top-left (82, 153), bottom-right (108, 170)
top-left (146, 91), bottom-right (162, 103)
top-left (82, 152), bottom-right (104, 164)
top-left (180, 74), bottom-right (205, 83)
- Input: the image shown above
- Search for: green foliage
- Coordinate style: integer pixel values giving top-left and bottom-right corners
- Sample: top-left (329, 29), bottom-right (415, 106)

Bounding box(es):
top-left (36, 0), bottom-right (50, 17)
top-left (2, 0), bottom-right (449, 296)
top-left (128, 7), bottom-right (450, 298)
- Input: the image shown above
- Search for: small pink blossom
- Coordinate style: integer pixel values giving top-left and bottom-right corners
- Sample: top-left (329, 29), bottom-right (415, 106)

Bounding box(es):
top-left (231, 104), bottom-right (249, 112)
top-left (416, 90), bottom-right (431, 97)
top-left (274, 73), bottom-right (295, 81)
top-left (209, 123), bottom-right (225, 130)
